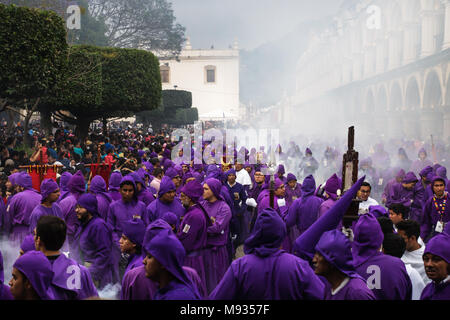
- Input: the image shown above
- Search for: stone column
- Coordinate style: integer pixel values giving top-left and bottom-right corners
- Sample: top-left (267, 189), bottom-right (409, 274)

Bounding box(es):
top-left (403, 22), bottom-right (421, 64)
top-left (443, 106), bottom-right (450, 140)
top-left (420, 110), bottom-right (443, 140)
top-left (442, 0), bottom-right (450, 50)
top-left (375, 39), bottom-right (386, 73)
top-left (420, 9), bottom-right (437, 58)
top-left (388, 31), bottom-right (402, 70)
top-left (403, 111), bottom-right (421, 140)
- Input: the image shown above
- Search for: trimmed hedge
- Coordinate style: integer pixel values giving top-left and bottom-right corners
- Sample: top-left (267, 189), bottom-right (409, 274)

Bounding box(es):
top-left (162, 89), bottom-right (192, 109)
top-left (0, 3), bottom-right (68, 100)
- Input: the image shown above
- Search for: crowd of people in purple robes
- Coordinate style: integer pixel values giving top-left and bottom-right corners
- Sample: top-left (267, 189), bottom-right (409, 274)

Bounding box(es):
top-left (0, 122), bottom-right (449, 300)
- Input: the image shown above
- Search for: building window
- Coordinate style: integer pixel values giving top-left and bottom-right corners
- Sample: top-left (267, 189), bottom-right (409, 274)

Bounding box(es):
top-left (160, 65), bottom-right (170, 83)
top-left (205, 65), bottom-right (216, 83)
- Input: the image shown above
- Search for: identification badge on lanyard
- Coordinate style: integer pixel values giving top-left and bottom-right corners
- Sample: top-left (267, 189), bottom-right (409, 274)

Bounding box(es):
top-left (435, 221), bottom-right (444, 233)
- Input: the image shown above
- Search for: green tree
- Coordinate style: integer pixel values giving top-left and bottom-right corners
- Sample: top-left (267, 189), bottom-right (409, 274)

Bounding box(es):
top-left (88, 0), bottom-right (185, 56)
top-left (0, 3), bottom-right (68, 145)
top-left (49, 45), bottom-right (161, 138)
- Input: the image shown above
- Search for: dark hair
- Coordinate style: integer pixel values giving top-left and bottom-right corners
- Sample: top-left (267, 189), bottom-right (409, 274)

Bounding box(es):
top-left (382, 233), bottom-right (406, 258)
top-left (388, 203), bottom-right (409, 219)
top-left (36, 216), bottom-right (67, 251)
top-left (396, 220), bottom-right (420, 240)
top-left (377, 217), bottom-right (394, 235)
top-left (120, 180), bottom-right (135, 188)
top-left (153, 167), bottom-right (164, 178)
top-left (361, 182), bottom-right (371, 190)
top-left (150, 157), bottom-right (160, 166)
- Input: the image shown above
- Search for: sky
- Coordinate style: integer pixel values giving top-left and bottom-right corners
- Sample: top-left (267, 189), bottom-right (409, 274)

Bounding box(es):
top-left (170, 0), bottom-right (345, 51)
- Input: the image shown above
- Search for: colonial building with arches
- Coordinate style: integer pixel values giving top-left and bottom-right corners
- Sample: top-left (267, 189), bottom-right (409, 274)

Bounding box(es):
top-left (287, 0), bottom-right (450, 141)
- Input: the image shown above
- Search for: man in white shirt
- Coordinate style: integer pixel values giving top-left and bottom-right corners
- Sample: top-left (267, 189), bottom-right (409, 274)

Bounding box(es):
top-left (235, 162), bottom-right (252, 190)
top-left (357, 182), bottom-right (379, 215)
top-left (382, 232), bottom-right (426, 300)
top-left (397, 220), bottom-right (430, 285)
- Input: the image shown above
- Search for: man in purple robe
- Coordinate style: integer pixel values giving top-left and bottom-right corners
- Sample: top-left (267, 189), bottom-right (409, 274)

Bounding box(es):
top-left (386, 171), bottom-right (424, 223)
top-left (34, 215), bottom-right (98, 299)
top-left (9, 251), bottom-right (55, 300)
top-left (421, 176), bottom-right (450, 242)
top-left (318, 173), bottom-right (342, 218)
top-left (209, 207), bottom-right (325, 300)
top-left (120, 218), bottom-right (146, 279)
top-left (201, 178), bottom-right (232, 294)
top-left (177, 180), bottom-right (209, 290)
top-left (312, 230), bottom-right (375, 300)
top-left (120, 219), bottom-right (206, 299)
top-left (88, 175), bottom-right (112, 221)
top-left (0, 249), bottom-right (13, 300)
top-left (276, 164), bottom-right (287, 184)
top-left (6, 171), bottom-right (41, 244)
top-left (353, 213), bottom-right (412, 300)
top-left (382, 168), bottom-right (405, 204)
top-left (108, 171), bottom-right (122, 201)
top-left (143, 220), bottom-right (201, 300)
top-left (107, 176), bottom-right (147, 247)
top-left (75, 193), bottom-right (120, 290)
top-left (165, 167), bottom-right (183, 196)
top-left (285, 173), bottom-right (302, 207)
top-left (420, 233), bottom-right (450, 300)
top-left (57, 171), bottom-right (72, 203)
top-left (411, 148), bottom-right (434, 175)
top-left (59, 170), bottom-right (86, 257)
top-left (145, 176), bottom-right (185, 228)
top-left (130, 172), bottom-right (155, 207)
top-left (285, 174), bottom-right (324, 235)
top-left (29, 178), bottom-right (62, 233)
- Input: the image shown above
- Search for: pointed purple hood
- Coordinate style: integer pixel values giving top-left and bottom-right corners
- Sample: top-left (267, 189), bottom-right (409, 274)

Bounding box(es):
top-left (0, 249), bottom-right (4, 284)
top-left (8, 172), bottom-right (20, 186)
top-left (77, 193), bottom-right (98, 216)
top-left (120, 175), bottom-right (138, 201)
top-left (436, 166), bottom-right (447, 179)
top-left (287, 173), bottom-right (297, 182)
top-left (40, 178), bottom-right (59, 201)
top-left (244, 207), bottom-right (286, 257)
top-left (324, 173), bottom-right (341, 200)
top-left (301, 175), bottom-right (316, 197)
top-left (293, 176), bottom-right (365, 261)
top-left (68, 170), bottom-right (86, 194)
top-left (161, 211), bottom-right (178, 227)
top-left (395, 169), bottom-right (406, 180)
top-left (204, 178), bottom-right (224, 201)
top-left (21, 234), bottom-right (36, 253)
top-left (180, 180), bottom-right (203, 203)
top-left (13, 251), bottom-right (55, 300)
top-left (17, 171), bottom-right (33, 190)
top-left (90, 175), bottom-right (107, 194)
top-left (353, 212), bottom-right (384, 267)
top-left (158, 176), bottom-right (176, 198)
top-left (122, 218), bottom-right (146, 246)
top-left (368, 205), bottom-right (389, 219)
top-left (108, 171), bottom-right (122, 192)
top-left (142, 222), bottom-right (201, 299)
top-left (423, 233), bottom-right (450, 263)
top-left (402, 171), bottom-right (418, 184)
top-left (419, 165), bottom-right (433, 178)
top-left (315, 229), bottom-right (360, 278)
top-left (59, 172), bottom-right (72, 192)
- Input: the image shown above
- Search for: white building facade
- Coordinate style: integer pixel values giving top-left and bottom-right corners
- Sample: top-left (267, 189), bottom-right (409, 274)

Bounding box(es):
top-left (158, 39), bottom-right (240, 121)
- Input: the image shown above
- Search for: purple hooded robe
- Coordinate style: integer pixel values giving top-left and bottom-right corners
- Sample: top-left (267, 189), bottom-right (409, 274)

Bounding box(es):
top-left (410, 148), bottom-right (434, 175)
top-left (285, 175), bottom-right (324, 235)
top-left (285, 173), bottom-right (302, 207)
top-left (209, 207), bottom-right (325, 300)
top-left (421, 176), bottom-right (450, 242)
top-left (176, 180), bottom-right (210, 291)
top-left (386, 172), bottom-right (424, 223)
top-left (58, 171), bottom-right (72, 203)
top-left (13, 251), bottom-right (55, 300)
top-left (6, 171), bottom-right (42, 243)
top-left (318, 173), bottom-right (342, 218)
top-left (48, 253), bottom-right (98, 300)
top-left (59, 170), bottom-right (86, 255)
top-left (89, 175), bottom-right (112, 221)
top-left (121, 218), bottom-right (146, 278)
top-left (315, 230), bottom-right (376, 300)
top-left (420, 233), bottom-right (450, 300)
top-left (108, 171), bottom-right (123, 201)
top-left (0, 249), bottom-right (13, 300)
top-left (145, 176), bottom-right (185, 228)
top-left (107, 176), bottom-right (147, 247)
top-left (143, 221), bottom-right (201, 300)
top-left (200, 178), bottom-right (232, 294)
top-left (353, 213), bottom-right (412, 300)
top-left (75, 194), bottom-right (120, 290)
